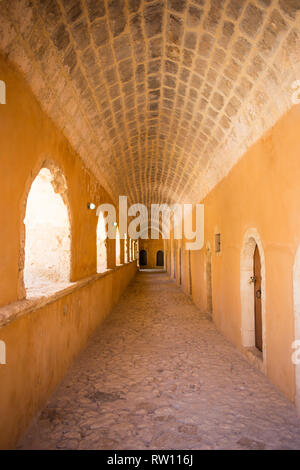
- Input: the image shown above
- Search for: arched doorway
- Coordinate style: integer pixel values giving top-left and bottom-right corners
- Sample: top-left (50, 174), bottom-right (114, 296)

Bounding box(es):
top-left (156, 250), bottom-right (164, 266)
top-left (23, 167), bottom-right (71, 296)
top-left (254, 245), bottom-right (263, 352)
top-left (139, 249), bottom-right (147, 266)
top-left (241, 229), bottom-right (266, 369)
top-left (206, 245), bottom-right (212, 316)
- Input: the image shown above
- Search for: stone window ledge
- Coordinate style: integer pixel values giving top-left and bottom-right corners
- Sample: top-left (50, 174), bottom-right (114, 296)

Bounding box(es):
top-left (0, 262), bottom-right (136, 328)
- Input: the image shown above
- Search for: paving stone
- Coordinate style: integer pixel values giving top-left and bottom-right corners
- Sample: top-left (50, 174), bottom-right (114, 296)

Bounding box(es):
top-left (18, 272), bottom-right (300, 450)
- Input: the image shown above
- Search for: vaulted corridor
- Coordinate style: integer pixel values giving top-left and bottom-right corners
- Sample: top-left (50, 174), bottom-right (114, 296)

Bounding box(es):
top-left (18, 272), bottom-right (300, 450)
top-left (1, 0), bottom-right (300, 452)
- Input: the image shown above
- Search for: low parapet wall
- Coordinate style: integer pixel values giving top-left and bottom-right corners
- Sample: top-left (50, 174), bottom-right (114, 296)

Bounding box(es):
top-left (0, 261), bottom-right (137, 449)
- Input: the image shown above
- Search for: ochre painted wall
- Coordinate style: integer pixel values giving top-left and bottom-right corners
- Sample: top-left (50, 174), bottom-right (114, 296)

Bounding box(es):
top-left (168, 104), bottom-right (300, 405)
top-left (0, 53), bottom-right (116, 307)
top-left (0, 262), bottom-right (137, 450)
top-left (0, 55), bottom-right (138, 449)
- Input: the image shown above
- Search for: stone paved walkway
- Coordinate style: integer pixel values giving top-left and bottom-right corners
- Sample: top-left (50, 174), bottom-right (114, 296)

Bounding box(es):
top-left (18, 272), bottom-right (300, 450)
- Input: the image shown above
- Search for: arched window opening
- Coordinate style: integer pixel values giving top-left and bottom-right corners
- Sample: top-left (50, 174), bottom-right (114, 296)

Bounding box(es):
top-left (156, 250), bottom-right (164, 266)
top-left (129, 238), bottom-right (133, 261)
top-left (139, 249), bottom-right (147, 266)
top-left (24, 167), bottom-right (71, 297)
top-left (97, 210), bottom-right (107, 273)
top-left (116, 226), bottom-right (121, 265)
top-left (240, 229), bottom-right (266, 370)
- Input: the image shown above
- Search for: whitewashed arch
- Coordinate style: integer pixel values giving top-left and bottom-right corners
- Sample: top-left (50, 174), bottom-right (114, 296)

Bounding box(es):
top-left (23, 165), bottom-right (71, 297)
top-left (240, 228), bottom-right (266, 371)
top-left (293, 244), bottom-right (300, 413)
top-left (97, 210), bottom-right (107, 273)
top-left (116, 226), bottom-right (121, 265)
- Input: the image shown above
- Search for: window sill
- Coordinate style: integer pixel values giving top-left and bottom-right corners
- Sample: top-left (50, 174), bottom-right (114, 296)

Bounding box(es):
top-left (0, 262), bottom-right (137, 328)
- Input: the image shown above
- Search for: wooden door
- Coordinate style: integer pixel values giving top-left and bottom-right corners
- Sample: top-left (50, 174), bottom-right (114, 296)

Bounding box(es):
top-left (156, 250), bottom-right (164, 266)
top-left (179, 248), bottom-right (182, 284)
top-left (254, 245), bottom-right (263, 352)
top-left (206, 250), bottom-right (212, 315)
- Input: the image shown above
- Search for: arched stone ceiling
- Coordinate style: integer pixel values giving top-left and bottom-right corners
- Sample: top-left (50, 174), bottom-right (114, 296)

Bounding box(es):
top-left (1, 0), bottom-right (300, 206)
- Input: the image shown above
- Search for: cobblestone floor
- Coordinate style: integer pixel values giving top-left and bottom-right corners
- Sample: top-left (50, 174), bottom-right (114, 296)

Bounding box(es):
top-left (18, 272), bottom-right (300, 450)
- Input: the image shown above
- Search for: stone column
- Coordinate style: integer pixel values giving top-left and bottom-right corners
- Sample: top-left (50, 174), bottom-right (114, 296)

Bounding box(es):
top-left (107, 238), bottom-right (116, 268)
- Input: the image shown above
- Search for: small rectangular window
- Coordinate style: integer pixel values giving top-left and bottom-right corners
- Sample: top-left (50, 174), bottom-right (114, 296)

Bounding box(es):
top-left (215, 233), bottom-right (221, 253)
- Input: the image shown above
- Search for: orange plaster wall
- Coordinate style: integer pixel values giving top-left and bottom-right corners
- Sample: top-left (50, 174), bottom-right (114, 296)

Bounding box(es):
top-left (186, 104), bottom-right (300, 404)
top-left (0, 53), bottom-right (115, 307)
top-left (0, 55), bottom-right (138, 449)
top-left (0, 262), bottom-right (137, 450)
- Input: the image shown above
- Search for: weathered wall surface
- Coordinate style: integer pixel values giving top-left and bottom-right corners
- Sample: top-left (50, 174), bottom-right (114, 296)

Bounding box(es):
top-left (0, 262), bottom-right (137, 450)
top-left (168, 104), bottom-right (300, 405)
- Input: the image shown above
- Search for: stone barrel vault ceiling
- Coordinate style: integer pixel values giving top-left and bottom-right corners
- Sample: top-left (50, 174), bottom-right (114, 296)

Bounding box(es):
top-left (1, 0), bottom-right (300, 205)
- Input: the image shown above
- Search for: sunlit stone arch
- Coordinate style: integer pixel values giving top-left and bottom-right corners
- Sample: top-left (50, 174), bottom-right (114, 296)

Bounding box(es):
top-left (20, 159), bottom-right (72, 298)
